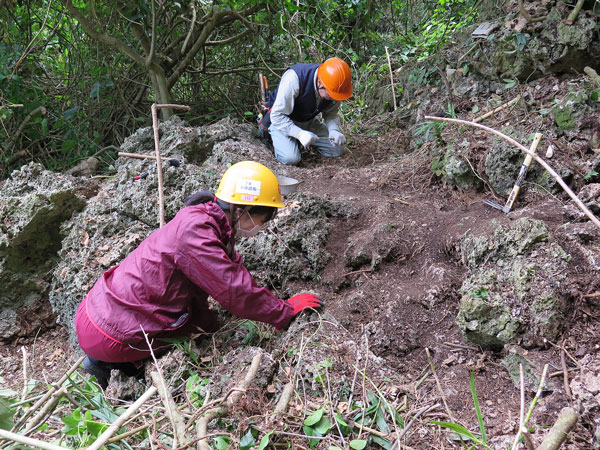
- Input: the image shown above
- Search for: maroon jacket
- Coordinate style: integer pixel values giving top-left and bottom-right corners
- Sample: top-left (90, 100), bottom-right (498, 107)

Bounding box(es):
top-left (84, 201), bottom-right (294, 345)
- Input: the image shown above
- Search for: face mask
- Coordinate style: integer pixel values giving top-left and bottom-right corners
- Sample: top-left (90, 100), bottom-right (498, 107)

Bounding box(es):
top-left (235, 211), bottom-right (265, 238)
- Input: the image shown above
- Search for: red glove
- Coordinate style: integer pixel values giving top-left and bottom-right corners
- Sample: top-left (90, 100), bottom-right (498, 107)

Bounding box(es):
top-left (287, 293), bottom-right (322, 315)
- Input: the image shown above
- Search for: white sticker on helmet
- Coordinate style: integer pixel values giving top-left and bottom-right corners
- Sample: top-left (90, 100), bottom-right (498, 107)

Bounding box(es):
top-left (240, 194), bottom-right (255, 201)
top-left (236, 179), bottom-right (261, 196)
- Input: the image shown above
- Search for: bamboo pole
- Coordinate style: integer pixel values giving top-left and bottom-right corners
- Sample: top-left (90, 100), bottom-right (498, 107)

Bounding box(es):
top-left (424, 116), bottom-right (600, 231)
top-left (150, 103), bottom-right (190, 227)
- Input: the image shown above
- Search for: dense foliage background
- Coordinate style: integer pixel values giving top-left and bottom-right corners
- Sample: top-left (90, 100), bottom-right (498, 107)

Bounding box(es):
top-left (0, 0), bottom-right (480, 176)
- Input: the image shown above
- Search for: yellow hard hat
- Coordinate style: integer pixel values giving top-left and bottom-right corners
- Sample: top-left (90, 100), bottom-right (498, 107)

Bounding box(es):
top-left (215, 161), bottom-right (284, 208)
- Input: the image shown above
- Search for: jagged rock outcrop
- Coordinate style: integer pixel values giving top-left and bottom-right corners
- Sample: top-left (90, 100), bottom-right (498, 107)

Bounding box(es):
top-left (456, 217), bottom-right (570, 350)
top-left (0, 163), bottom-right (86, 339)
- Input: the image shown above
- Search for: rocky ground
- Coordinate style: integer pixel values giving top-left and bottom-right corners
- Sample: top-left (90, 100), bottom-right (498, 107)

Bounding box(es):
top-left (1, 2), bottom-right (600, 448)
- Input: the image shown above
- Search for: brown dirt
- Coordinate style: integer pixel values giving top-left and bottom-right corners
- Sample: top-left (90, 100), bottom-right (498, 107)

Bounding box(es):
top-left (1, 84), bottom-right (599, 448)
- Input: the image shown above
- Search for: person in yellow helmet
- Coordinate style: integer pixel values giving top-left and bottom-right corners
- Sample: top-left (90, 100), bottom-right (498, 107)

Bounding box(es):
top-left (75, 161), bottom-right (321, 388)
top-left (259, 57), bottom-right (353, 165)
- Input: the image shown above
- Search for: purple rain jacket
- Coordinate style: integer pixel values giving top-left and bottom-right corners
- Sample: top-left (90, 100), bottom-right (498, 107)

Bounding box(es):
top-left (84, 201), bottom-right (294, 345)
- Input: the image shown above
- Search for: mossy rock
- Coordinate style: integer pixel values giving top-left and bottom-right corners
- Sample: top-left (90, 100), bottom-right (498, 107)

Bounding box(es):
top-left (551, 90), bottom-right (589, 131)
top-left (456, 218), bottom-right (570, 350)
top-left (441, 145), bottom-right (482, 190)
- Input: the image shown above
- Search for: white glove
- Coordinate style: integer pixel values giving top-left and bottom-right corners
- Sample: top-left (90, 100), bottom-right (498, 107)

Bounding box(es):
top-left (329, 129), bottom-right (346, 146)
top-left (296, 130), bottom-right (319, 148)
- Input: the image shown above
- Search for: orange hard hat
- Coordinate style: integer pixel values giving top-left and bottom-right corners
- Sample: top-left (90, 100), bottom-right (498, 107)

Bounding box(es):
top-left (317, 57), bottom-right (353, 101)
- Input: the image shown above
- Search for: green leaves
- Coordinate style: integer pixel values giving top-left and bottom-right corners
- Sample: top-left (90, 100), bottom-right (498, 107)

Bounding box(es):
top-left (350, 439), bottom-right (368, 449)
top-left (240, 429), bottom-right (255, 449)
top-left (430, 421), bottom-right (493, 449)
top-left (304, 407), bottom-right (332, 448)
top-left (61, 408), bottom-right (110, 446)
top-left (0, 398), bottom-right (15, 431)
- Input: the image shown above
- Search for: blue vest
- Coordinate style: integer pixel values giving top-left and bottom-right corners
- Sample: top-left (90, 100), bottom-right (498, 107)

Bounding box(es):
top-left (268, 63), bottom-right (334, 122)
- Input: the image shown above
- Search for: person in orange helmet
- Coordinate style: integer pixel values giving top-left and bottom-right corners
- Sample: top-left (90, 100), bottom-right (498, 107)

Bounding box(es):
top-left (259, 57), bottom-right (353, 165)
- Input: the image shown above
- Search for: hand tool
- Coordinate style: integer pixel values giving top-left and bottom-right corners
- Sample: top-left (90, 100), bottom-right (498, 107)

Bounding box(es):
top-left (483, 132), bottom-right (542, 213)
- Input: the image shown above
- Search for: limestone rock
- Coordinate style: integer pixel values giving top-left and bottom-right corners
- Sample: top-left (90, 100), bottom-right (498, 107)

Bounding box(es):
top-left (456, 218), bottom-right (570, 350)
top-left (0, 163), bottom-right (86, 340)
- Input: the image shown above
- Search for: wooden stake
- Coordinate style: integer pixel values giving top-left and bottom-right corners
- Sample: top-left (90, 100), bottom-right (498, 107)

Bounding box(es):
top-left (424, 116), bottom-right (600, 231)
top-left (150, 103), bottom-right (190, 227)
top-left (259, 72), bottom-right (266, 104)
top-left (385, 47), bottom-right (397, 111)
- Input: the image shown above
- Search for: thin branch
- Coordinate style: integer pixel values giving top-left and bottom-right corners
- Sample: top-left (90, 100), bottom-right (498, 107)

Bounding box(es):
top-left (12, 356), bottom-right (85, 431)
top-left (424, 116), bottom-right (600, 230)
top-left (86, 386), bottom-right (158, 450)
top-left (0, 429), bottom-right (71, 450)
top-left (510, 364), bottom-right (549, 450)
top-left (181, 3), bottom-right (196, 53)
top-left (6, 106), bottom-right (46, 153)
top-left (518, 0), bottom-right (546, 22)
top-left (197, 352), bottom-right (263, 450)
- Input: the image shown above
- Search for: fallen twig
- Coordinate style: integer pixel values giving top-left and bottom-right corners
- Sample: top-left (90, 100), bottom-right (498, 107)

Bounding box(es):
top-left (510, 364), bottom-right (548, 450)
top-left (273, 382), bottom-right (295, 415)
top-left (0, 429), bottom-right (71, 450)
top-left (86, 385), bottom-right (158, 450)
top-left (536, 407), bottom-right (578, 450)
top-left (424, 116), bottom-right (600, 231)
top-left (12, 355), bottom-right (85, 431)
top-left (583, 291), bottom-right (600, 299)
top-left (142, 325), bottom-right (188, 448)
top-left (474, 95), bottom-right (521, 123)
top-left (425, 348), bottom-right (456, 424)
top-left (197, 352), bottom-right (263, 450)
top-left (118, 151), bottom-right (173, 161)
top-left (346, 419), bottom-right (390, 439)
top-left (390, 403), bottom-right (440, 449)
top-left (565, 0), bottom-right (585, 25)
top-left (544, 339), bottom-right (583, 371)
top-left (23, 387), bottom-right (66, 435)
